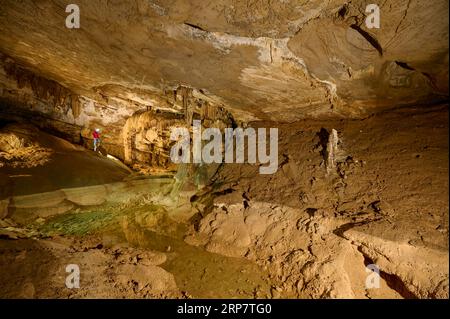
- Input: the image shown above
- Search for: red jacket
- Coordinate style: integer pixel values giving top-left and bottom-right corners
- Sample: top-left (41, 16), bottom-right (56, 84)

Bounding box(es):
top-left (93, 131), bottom-right (100, 139)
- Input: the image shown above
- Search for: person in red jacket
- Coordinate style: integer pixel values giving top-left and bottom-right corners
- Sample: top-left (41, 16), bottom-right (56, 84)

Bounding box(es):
top-left (93, 128), bottom-right (100, 151)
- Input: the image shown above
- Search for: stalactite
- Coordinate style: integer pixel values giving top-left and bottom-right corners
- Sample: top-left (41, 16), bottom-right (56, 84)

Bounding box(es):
top-left (122, 110), bottom-right (184, 167)
top-left (4, 61), bottom-right (74, 110)
top-left (178, 86), bottom-right (194, 125)
top-left (71, 95), bottom-right (81, 119)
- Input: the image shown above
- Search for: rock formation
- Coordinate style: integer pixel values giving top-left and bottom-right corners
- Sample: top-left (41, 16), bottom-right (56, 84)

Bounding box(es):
top-left (0, 0), bottom-right (448, 299)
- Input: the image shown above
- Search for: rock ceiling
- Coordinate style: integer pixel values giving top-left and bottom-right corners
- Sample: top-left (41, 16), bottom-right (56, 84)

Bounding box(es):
top-left (0, 0), bottom-right (448, 121)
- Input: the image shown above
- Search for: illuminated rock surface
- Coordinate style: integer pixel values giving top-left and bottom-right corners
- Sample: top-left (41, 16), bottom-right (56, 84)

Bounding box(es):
top-left (0, 0), bottom-right (448, 299)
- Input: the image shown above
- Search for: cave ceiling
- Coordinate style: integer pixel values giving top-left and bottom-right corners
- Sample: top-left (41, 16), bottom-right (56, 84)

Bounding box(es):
top-left (0, 0), bottom-right (448, 121)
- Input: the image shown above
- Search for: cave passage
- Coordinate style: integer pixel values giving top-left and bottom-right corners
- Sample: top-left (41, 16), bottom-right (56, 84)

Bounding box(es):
top-left (0, 0), bottom-right (448, 300)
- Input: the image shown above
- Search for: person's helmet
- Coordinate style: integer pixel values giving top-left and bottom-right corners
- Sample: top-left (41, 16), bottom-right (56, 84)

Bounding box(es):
top-left (95, 128), bottom-right (100, 132)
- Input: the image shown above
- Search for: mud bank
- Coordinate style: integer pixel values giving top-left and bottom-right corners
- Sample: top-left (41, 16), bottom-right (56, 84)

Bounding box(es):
top-left (1, 104), bottom-right (448, 299)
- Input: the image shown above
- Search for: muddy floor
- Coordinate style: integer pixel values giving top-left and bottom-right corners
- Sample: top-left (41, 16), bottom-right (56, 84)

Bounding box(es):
top-left (0, 104), bottom-right (448, 299)
top-left (0, 202), bottom-right (277, 298)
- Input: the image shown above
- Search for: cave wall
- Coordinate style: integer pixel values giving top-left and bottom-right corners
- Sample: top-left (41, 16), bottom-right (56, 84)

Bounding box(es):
top-left (0, 55), bottom-right (236, 171)
top-left (0, 0), bottom-right (448, 170)
top-left (0, 54), bottom-right (140, 159)
top-left (123, 111), bottom-right (185, 169)
top-left (122, 91), bottom-right (235, 171)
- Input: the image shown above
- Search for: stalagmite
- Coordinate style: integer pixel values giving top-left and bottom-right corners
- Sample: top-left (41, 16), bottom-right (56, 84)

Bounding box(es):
top-left (326, 128), bottom-right (339, 173)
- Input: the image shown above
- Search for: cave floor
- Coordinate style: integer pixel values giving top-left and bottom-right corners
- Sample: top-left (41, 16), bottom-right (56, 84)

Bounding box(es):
top-left (0, 201), bottom-right (280, 298)
top-left (0, 104), bottom-right (448, 299)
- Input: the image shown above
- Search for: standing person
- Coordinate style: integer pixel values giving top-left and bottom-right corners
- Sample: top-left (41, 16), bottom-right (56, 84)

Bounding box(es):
top-left (93, 128), bottom-right (100, 152)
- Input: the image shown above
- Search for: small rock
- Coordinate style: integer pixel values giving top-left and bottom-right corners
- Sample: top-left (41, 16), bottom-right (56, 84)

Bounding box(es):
top-left (271, 286), bottom-right (282, 298)
top-left (35, 217), bottom-right (46, 224)
top-left (20, 282), bottom-right (35, 299)
top-left (369, 200), bottom-right (382, 213)
top-left (298, 191), bottom-right (310, 204)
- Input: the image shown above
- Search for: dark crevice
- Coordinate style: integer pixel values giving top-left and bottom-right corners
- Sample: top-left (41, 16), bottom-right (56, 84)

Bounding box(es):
top-left (184, 22), bottom-right (206, 32)
top-left (190, 187), bottom-right (234, 203)
top-left (332, 217), bottom-right (418, 299)
top-left (421, 72), bottom-right (439, 90)
top-left (305, 208), bottom-right (318, 217)
top-left (395, 61), bottom-right (439, 89)
top-left (337, 5), bottom-right (348, 19)
top-left (395, 61), bottom-right (415, 71)
top-left (360, 249), bottom-right (418, 299)
top-left (333, 218), bottom-right (418, 299)
top-left (188, 212), bottom-right (204, 231)
top-left (350, 24), bottom-right (383, 56)
top-left (332, 219), bottom-right (377, 238)
top-left (317, 128), bottom-right (330, 160)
